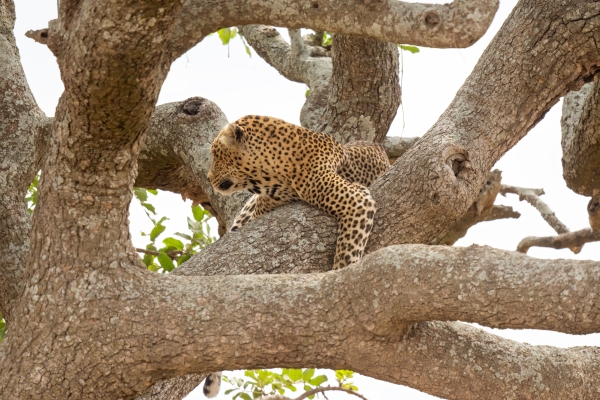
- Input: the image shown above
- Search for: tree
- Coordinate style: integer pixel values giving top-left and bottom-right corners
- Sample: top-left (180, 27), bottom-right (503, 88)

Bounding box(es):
top-left (2, 0), bottom-right (600, 399)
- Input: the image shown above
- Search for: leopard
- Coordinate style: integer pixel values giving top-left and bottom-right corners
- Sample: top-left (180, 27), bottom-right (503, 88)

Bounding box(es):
top-left (203, 115), bottom-right (388, 397)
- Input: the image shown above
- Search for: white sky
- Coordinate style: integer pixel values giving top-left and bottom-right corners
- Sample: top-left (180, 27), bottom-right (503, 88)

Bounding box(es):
top-left (13, 0), bottom-right (600, 399)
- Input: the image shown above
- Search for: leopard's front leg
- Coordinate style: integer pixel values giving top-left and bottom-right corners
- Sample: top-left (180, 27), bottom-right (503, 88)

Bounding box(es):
top-left (297, 172), bottom-right (376, 270)
top-left (230, 194), bottom-right (296, 232)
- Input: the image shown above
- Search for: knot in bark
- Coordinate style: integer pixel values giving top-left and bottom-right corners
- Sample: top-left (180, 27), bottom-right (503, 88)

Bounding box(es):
top-left (181, 98), bottom-right (206, 116)
top-left (445, 148), bottom-right (473, 179)
top-left (424, 10), bottom-right (441, 28)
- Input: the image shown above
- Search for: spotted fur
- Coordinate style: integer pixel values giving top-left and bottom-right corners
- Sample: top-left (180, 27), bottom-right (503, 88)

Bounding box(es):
top-left (208, 115), bottom-right (388, 270)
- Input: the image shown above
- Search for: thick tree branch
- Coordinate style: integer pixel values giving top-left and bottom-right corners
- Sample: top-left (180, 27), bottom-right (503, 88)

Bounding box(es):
top-left (141, 245), bottom-right (600, 398)
top-left (0, 0), bottom-right (189, 398)
top-left (0, 0), bottom-right (47, 321)
top-left (167, 0), bottom-right (499, 62)
top-left (561, 81), bottom-right (600, 196)
top-left (382, 136), bottom-right (420, 164)
top-left (311, 34), bottom-right (401, 143)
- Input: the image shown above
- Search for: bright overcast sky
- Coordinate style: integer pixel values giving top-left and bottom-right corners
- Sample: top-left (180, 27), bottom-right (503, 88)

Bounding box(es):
top-left (13, 0), bottom-right (600, 399)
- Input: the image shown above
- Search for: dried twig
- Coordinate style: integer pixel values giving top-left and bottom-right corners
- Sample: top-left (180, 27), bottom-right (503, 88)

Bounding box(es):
top-left (517, 228), bottom-right (600, 254)
top-left (500, 184), bottom-right (582, 253)
top-left (255, 386), bottom-right (369, 400)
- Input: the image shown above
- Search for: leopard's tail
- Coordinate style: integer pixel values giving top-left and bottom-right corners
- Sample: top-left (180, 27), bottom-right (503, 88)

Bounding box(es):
top-left (203, 372), bottom-right (222, 398)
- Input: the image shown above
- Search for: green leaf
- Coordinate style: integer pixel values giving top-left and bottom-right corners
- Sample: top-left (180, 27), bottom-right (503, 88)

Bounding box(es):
top-left (141, 202), bottom-right (156, 214)
top-left (399, 44), bottom-right (420, 54)
top-left (149, 218), bottom-right (168, 242)
top-left (147, 262), bottom-right (161, 272)
top-left (286, 369), bottom-right (302, 382)
top-left (0, 315), bottom-right (5, 342)
top-left (224, 389), bottom-right (236, 395)
top-left (218, 27), bottom-right (237, 45)
top-left (322, 31), bottom-right (332, 47)
top-left (147, 189), bottom-right (158, 195)
top-left (157, 252), bottom-right (175, 272)
top-left (239, 393), bottom-right (252, 400)
top-left (177, 254), bottom-right (192, 265)
top-left (245, 44), bottom-right (252, 57)
top-left (305, 88), bottom-right (311, 98)
top-left (174, 232), bottom-right (193, 241)
top-left (191, 205), bottom-right (206, 221)
top-left (163, 237), bottom-right (184, 250)
top-left (302, 368), bottom-right (315, 381)
top-left (134, 187), bottom-right (148, 202)
top-left (142, 253), bottom-right (154, 267)
top-left (309, 375), bottom-right (328, 387)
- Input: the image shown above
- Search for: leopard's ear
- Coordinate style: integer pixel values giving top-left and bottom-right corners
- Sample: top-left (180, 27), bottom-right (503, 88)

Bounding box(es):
top-left (219, 123), bottom-right (245, 146)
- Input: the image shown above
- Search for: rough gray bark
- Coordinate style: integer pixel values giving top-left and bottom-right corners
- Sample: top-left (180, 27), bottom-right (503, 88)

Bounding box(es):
top-left (311, 34), bottom-right (400, 143)
top-left (0, 0), bottom-right (48, 322)
top-left (432, 170), bottom-right (521, 245)
top-left (561, 81), bottom-right (600, 196)
top-left (136, 374), bottom-right (207, 400)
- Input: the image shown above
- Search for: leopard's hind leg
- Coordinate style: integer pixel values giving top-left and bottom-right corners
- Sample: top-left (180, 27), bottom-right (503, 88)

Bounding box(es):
top-left (338, 141), bottom-right (389, 187)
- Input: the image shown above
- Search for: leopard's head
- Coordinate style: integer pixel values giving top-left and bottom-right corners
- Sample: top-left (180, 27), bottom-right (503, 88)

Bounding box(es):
top-left (208, 123), bottom-right (251, 195)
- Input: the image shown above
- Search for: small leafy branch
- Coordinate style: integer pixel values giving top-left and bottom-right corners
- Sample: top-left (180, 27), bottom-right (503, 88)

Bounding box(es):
top-left (0, 313), bottom-right (5, 343)
top-left (223, 369), bottom-right (364, 400)
top-left (211, 27), bottom-right (252, 57)
top-left (25, 172), bottom-right (39, 214)
top-left (133, 187), bottom-right (215, 272)
top-left (398, 44), bottom-right (420, 53)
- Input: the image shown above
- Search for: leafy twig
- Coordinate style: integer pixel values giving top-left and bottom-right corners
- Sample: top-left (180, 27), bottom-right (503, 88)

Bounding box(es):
top-left (135, 248), bottom-right (183, 260)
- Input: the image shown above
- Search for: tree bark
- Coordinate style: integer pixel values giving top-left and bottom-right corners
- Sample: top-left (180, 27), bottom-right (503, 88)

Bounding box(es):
top-left (561, 81), bottom-right (600, 196)
top-left (312, 34), bottom-right (400, 143)
top-left (0, 0), bottom-right (48, 322)
top-left (166, 0), bottom-right (499, 62)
